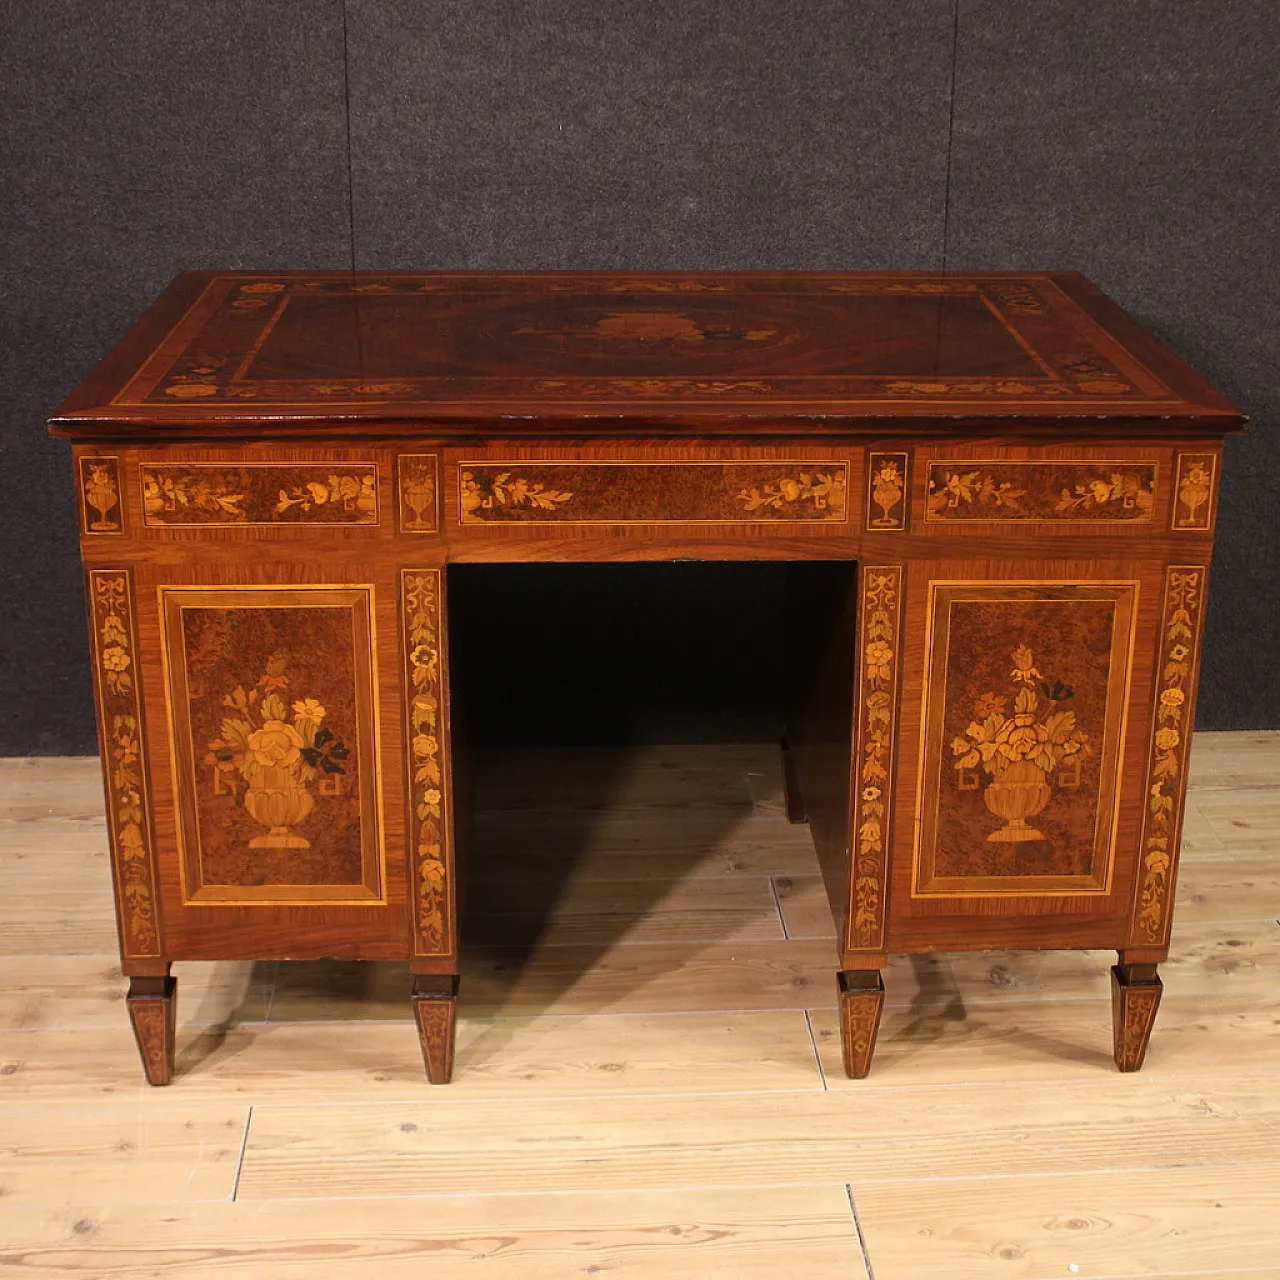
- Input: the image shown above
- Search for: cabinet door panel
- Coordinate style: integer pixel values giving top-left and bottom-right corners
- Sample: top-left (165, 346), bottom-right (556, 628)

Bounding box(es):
top-left (159, 585), bottom-right (383, 904)
top-left (914, 580), bottom-right (1137, 898)
top-left (886, 559), bottom-right (1167, 953)
top-left (133, 562), bottom-right (412, 961)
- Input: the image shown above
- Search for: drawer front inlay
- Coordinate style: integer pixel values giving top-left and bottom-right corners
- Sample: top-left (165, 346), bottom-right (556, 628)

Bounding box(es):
top-left (925, 461), bottom-right (1157, 522)
top-left (458, 461), bottom-right (848, 524)
top-left (140, 463), bottom-right (379, 526)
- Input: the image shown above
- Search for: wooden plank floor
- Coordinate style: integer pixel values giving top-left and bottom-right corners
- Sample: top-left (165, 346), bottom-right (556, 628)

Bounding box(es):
top-left (0, 731), bottom-right (1276, 1278)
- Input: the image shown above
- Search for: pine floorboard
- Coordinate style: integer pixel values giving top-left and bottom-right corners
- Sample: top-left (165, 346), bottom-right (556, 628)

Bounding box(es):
top-left (0, 731), bottom-right (1276, 1277)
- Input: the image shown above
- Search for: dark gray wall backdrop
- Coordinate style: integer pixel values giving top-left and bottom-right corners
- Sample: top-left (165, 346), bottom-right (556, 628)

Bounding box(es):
top-left (3, 0), bottom-right (1276, 753)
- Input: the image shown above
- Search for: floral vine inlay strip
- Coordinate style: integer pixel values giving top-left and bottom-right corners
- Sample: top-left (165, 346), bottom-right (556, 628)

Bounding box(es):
top-left (925, 461), bottom-right (1157, 522)
top-left (846, 566), bottom-right (903, 953)
top-left (140, 463), bottom-right (378, 526)
top-left (402, 570), bottom-right (451, 956)
top-left (88, 570), bottom-right (160, 956)
top-left (458, 461), bottom-right (848, 524)
top-left (1133, 565), bottom-right (1207, 945)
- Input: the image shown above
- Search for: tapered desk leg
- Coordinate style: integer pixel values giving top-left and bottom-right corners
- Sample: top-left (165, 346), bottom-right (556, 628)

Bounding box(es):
top-left (838, 969), bottom-right (885, 1078)
top-left (412, 975), bottom-right (459, 1084)
top-left (1111, 960), bottom-right (1163, 1072)
top-left (127, 974), bottom-right (177, 1086)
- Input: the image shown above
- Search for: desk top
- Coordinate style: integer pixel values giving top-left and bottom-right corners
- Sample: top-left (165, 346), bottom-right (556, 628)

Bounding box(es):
top-left (50, 270), bottom-right (1243, 438)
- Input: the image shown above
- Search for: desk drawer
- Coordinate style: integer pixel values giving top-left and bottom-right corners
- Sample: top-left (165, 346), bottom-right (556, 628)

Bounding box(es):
top-left (452, 459), bottom-right (851, 526)
top-left (73, 447), bottom-right (391, 536)
top-left (138, 460), bottom-right (380, 527)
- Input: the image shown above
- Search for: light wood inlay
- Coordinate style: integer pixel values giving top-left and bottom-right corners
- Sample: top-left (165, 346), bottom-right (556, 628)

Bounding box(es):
top-left (77, 455), bottom-right (124, 535)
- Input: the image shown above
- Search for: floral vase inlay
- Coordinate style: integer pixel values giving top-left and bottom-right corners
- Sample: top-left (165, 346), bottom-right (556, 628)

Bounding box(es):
top-left (243, 763), bottom-right (316, 848)
top-left (981, 758), bottom-right (1052, 843)
top-left (951, 644), bottom-right (1092, 845)
top-left (84, 464), bottom-right (120, 530)
top-left (206, 653), bottom-right (350, 851)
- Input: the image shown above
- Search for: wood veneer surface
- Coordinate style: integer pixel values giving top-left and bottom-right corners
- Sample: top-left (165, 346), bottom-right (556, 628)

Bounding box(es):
top-left (49, 271), bottom-right (1244, 434)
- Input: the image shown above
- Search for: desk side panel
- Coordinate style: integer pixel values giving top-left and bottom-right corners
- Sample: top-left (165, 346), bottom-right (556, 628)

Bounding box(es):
top-left (783, 562), bottom-right (861, 943)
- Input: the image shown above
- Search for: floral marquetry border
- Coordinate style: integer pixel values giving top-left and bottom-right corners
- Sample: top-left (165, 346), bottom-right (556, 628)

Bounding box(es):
top-left (87, 570), bottom-right (161, 957)
top-left (1132, 566), bottom-right (1207, 946)
top-left (735, 472), bottom-right (845, 518)
top-left (845, 566), bottom-right (904, 953)
top-left (456, 462), bottom-right (848, 525)
top-left (140, 464), bottom-right (378, 526)
top-left (401, 570), bottom-right (451, 956)
top-left (925, 461), bottom-right (1157, 522)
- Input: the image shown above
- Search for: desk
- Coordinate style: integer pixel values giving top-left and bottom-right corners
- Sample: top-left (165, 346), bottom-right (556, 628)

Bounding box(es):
top-left (50, 270), bottom-right (1244, 1085)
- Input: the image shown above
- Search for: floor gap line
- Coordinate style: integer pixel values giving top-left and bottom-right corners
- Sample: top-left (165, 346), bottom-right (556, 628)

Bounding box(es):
top-left (229, 1104), bottom-right (254, 1201)
top-left (804, 1008), bottom-right (829, 1090)
top-left (846, 1182), bottom-right (878, 1280)
top-left (768, 876), bottom-right (790, 939)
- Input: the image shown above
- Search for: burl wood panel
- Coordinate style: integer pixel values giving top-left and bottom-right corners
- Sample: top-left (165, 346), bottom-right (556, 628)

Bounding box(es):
top-left (458, 462), bottom-right (848, 524)
top-left (925, 461), bottom-right (1157, 522)
top-left (140, 463), bottom-right (378, 526)
top-left (159, 587), bottom-right (384, 903)
top-left (914, 583), bottom-right (1137, 897)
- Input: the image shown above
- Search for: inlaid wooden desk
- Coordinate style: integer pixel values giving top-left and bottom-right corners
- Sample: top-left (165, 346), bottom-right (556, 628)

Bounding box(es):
top-left (50, 271), bottom-right (1244, 1085)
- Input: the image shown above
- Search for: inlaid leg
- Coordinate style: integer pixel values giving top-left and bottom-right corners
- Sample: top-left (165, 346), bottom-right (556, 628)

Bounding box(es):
top-left (1111, 961), bottom-right (1163, 1072)
top-left (838, 969), bottom-right (885, 1078)
top-left (412, 975), bottom-right (459, 1084)
top-left (779, 738), bottom-right (807, 824)
top-left (127, 975), bottom-right (177, 1086)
